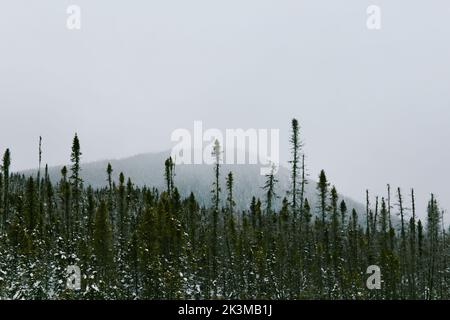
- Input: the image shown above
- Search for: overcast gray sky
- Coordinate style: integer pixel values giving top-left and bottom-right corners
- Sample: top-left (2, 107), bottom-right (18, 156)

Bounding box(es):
top-left (1, 1), bottom-right (449, 220)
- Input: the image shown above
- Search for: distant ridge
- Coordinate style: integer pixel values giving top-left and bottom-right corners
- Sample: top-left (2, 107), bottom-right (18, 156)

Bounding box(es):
top-left (20, 150), bottom-right (366, 215)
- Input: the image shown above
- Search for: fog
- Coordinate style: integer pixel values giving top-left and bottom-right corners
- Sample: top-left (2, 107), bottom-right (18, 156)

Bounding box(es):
top-left (1, 0), bottom-right (449, 220)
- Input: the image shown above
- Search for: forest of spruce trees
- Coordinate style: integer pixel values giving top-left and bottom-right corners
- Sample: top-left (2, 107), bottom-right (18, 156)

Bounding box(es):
top-left (0, 119), bottom-right (449, 300)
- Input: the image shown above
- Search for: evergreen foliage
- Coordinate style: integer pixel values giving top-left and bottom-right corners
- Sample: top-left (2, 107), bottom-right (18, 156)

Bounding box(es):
top-left (0, 124), bottom-right (448, 300)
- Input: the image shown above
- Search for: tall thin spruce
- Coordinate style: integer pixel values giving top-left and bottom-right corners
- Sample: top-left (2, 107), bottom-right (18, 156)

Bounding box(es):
top-left (289, 118), bottom-right (301, 216)
top-left (2, 149), bottom-right (11, 229)
top-left (409, 188), bottom-right (417, 298)
top-left (70, 133), bottom-right (82, 233)
top-left (37, 136), bottom-right (42, 192)
top-left (226, 172), bottom-right (235, 214)
top-left (397, 187), bottom-right (406, 298)
top-left (210, 139), bottom-right (221, 294)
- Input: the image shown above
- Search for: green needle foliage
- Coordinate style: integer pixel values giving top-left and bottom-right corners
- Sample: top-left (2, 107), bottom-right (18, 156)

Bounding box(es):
top-left (0, 122), bottom-right (449, 300)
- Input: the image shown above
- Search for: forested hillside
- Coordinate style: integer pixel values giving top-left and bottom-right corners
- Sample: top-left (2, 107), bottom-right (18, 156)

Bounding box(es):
top-left (0, 119), bottom-right (448, 299)
top-left (21, 151), bottom-right (365, 214)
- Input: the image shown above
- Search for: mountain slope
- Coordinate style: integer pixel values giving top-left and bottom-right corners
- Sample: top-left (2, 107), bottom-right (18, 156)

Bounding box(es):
top-left (21, 151), bottom-right (366, 215)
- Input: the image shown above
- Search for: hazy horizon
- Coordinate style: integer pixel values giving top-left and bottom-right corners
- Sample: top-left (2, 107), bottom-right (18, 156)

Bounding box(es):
top-left (1, 1), bottom-right (450, 220)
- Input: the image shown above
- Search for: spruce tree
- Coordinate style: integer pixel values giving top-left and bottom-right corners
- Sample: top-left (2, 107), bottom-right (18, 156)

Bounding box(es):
top-left (330, 186), bottom-right (342, 297)
top-left (93, 200), bottom-right (114, 290)
top-left (106, 163), bottom-right (115, 240)
top-left (70, 134), bottom-right (82, 232)
top-left (60, 166), bottom-right (71, 239)
top-left (209, 140), bottom-right (222, 295)
top-left (417, 219), bottom-right (424, 298)
top-left (263, 164), bottom-right (278, 215)
top-left (117, 172), bottom-right (128, 246)
top-left (289, 118), bottom-right (301, 215)
top-left (2, 149), bottom-right (11, 229)
top-left (211, 140), bottom-right (221, 214)
top-left (226, 172), bottom-right (235, 214)
top-left (409, 189), bottom-right (417, 298)
top-left (37, 136), bottom-right (42, 192)
top-left (317, 170), bottom-right (329, 226)
top-left (426, 194), bottom-right (440, 299)
top-left (397, 187), bottom-right (407, 298)
top-left (164, 157), bottom-right (175, 197)
top-left (316, 170), bottom-right (331, 297)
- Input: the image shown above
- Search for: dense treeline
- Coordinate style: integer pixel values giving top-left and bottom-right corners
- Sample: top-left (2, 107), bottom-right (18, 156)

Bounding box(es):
top-left (0, 120), bottom-right (449, 299)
